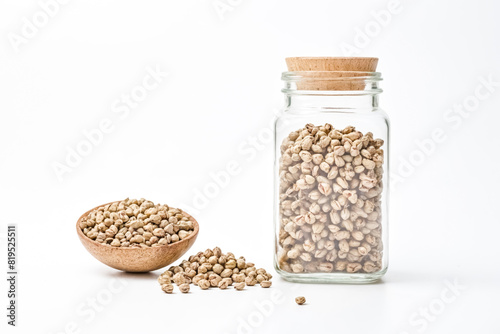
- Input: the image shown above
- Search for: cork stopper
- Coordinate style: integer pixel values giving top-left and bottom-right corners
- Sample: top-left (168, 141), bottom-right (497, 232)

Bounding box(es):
top-left (285, 57), bottom-right (379, 91)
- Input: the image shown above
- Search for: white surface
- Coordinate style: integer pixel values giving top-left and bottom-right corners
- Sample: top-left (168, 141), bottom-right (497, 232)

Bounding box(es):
top-left (1, 0), bottom-right (499, 333)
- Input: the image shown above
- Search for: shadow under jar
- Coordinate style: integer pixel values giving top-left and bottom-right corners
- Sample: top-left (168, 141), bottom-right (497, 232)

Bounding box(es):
top-left (274, 57), bottom-right (389, 283)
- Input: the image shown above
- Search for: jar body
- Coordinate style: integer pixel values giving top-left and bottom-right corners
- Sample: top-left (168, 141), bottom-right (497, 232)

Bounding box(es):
top-left (274, 94), bottom-right (389, 283)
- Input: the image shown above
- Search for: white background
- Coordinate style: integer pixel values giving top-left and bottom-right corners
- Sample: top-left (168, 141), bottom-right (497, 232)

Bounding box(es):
top-left (1, 0), bottom-right (499, 333)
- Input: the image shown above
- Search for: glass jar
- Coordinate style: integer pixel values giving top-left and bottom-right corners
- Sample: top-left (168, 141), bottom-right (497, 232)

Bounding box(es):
top-left (274, 59), bottom-right (389, 283)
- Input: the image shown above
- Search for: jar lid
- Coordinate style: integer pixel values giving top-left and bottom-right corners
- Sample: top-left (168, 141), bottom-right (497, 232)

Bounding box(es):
top-left (285, 57), bottom-right (379, 91)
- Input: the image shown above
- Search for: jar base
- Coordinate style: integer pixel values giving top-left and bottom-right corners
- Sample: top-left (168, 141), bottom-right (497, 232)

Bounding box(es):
top-left (275, 265), bottom-right (387, 284)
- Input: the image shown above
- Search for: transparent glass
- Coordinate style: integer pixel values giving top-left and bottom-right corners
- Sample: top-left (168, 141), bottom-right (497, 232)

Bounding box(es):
top-left (274, 71), bottom-right (389, 283)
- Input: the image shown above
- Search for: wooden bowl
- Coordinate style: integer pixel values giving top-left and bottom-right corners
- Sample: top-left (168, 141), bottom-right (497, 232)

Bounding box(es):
top-left (76, 201), bottom-right (199, 272)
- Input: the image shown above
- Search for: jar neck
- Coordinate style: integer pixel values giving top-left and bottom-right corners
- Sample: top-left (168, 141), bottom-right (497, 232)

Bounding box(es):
top-left (281, 70), bottom-right (382, 112)
top-left (284, 93), bottom-right (379, 112)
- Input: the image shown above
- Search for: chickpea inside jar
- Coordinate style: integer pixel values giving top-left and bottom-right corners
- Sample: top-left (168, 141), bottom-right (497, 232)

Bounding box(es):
top-left (274, 57), bottom-right (389, 283)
